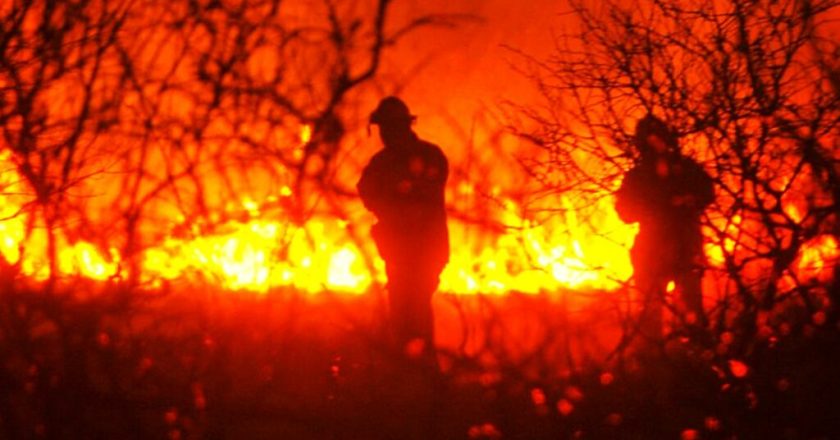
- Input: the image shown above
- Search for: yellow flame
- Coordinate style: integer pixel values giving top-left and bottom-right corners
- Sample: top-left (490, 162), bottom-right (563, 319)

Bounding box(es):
top-left (1, 146), bottom-right (834, 296)
top-left (59, 243), bottom-right (120, 281)
top-left (0, 138), bottom-right (635, 295)
top-left (326, 247), bottom-right (368, 290)
top-left (300, 124), bottom-right (312, 144)
top-left (797, 235), bottom-right (839, 281)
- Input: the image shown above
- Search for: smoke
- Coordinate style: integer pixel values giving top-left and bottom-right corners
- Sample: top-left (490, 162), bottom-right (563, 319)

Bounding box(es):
top-left (384, 0), bottom-right (568, 124)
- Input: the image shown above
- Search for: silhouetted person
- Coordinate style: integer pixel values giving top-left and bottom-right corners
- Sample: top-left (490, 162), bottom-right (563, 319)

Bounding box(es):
top-left (357, 97), bottom-right (449, 359)
top-left (615, 115), bottom-right (714, 343)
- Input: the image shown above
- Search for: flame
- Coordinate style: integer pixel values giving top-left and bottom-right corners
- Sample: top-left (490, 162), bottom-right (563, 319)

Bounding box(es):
top-left (795, 235), bottom-right (839, 282)
top-left (0, 128), bottom-right (836, 296)
top-left (140, 218), bottom-right (374, 294)
top-left (132, 190), bottom-right (634, 294)
top-left (60, 243), bottom-right (121, 281)
top-left (0, 127), bottom-right (642, 294)
top-left (438, 194), bottom-right (635, 294)
top-left (300, 124), bottom-right (312, 144)
top-left (704, 214), bottom-right (743, 267)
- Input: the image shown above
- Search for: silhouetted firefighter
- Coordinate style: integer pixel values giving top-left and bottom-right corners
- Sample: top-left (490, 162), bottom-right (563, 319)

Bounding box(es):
top-left (615, 115), bottom-right (714, 343)
top-left (357, 97), bottom-right (450, 359)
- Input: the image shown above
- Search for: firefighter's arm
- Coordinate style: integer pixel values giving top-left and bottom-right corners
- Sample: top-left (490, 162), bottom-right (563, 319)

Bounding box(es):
top-left (357, 157), bottom-right (392, 215)
top-left (671, 163), bottom-right (714, 210)
top-left (614, 171), bottom-right (642, 223)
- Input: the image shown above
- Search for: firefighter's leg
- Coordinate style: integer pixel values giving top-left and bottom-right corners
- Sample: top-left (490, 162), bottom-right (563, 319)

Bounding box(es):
top-left (402, 271), bottom-right (438, 358)
top-left (383, 261), bottom-right (443, 440)
top-left (387, 272), bottom-right (412, 351)
top-left (677, 261), bottom-right (707, 328)
top-left (636, 270), bottom-right (665, 343)
top-left (386, 265), bottom-right (436, 357)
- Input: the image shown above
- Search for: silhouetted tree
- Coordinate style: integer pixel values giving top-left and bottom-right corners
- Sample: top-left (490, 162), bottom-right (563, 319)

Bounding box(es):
top-left (515, 0), bottom-right (840, 353)
top-left (0, 0), bottom-right (129, 283)
top-left (104, 0), bottom-right (470, 282)
top-left (0, 1), bottom-right (470, 437)
top-left (1, 0), bottom-right (470, 284)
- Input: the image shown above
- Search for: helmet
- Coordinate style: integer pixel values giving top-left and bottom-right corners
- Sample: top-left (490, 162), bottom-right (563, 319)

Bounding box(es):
top-left (634, 114), bottom-right (677, 152)
top-left (369, 96), bottom-right (415, 126)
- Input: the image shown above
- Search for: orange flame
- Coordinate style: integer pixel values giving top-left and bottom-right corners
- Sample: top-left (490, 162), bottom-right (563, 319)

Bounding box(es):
top-left (796, 235), bottom-right (839, 281)
top-left (1, 126), bottom-right (642, 295)
top-left (1, 130), bottom-right (836, 296)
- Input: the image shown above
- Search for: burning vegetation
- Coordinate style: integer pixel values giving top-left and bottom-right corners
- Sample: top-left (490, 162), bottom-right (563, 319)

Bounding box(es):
top-left (1, 0), bottom-right (840, 438)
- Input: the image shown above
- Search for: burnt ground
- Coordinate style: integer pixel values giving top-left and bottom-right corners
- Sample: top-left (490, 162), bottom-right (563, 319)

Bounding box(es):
top-left (1, 279), bottom-right (839, 439)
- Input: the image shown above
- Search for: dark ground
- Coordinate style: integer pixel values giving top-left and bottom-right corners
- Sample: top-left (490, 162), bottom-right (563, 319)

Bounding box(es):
top-left (1, 278), bottom-right (839, 439)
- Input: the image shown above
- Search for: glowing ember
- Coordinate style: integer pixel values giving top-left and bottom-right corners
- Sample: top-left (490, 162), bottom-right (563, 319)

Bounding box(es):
top-left (680, 429), bottom-right (700, 440)
top-left (728, 360), bottom-right (749, 378)
top-left (705, 416), bottom-right (721, 431)
top-left (530, 388), bottom-right (547, 406)
top-left (299, 125), bottom-right (312, 144)
top-left (556, 398), bottom-right (574, 416)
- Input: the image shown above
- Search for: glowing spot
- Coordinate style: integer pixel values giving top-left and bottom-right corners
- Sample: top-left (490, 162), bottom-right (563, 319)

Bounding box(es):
top-left (192, 383), bottom-right (206, 411)
top-left (59, 242), bottom-right (119, 280)
top-left (728, 360), bottom-right (749, 378)
top-left (565, 385), bottom-right (584, 402)
top-left (139, 357), bottom-right (154, 373)
top-left (480, 372), bottom-right (501, 387)
top-left (404, 338), bottom-right (426, 358)
top-left (681, 429), bottom-right (700, 440)
top-left (783, 203), bottom-right (803, 223)
top-left (813, 311), bottom-right (827, 326)
top-left (605, 413), bottom-right (622, 426)
top-left (97, 332), bottom-right (111, 347)
top-left (705, 416), bottom-right (721, 431)
top-left (299, 124), bottom-right (312, 143)
top-left (468, 426), bottom-right (480, 438)
top-left (326, 248), bottom-right (368, 291)
top-left (776, 378), bottom-right (791, 392)
top-left (164, 408), bottom-right (178, 425)
top-left (797, 235), bottom-right (839, 281)
top-left (666, 280), bottom-right (676, 293)
top-left (469, 423), bottom-right (502, 439)
top-left (242, 198), bottom-right (259, 215)
top-left (480, 423), bottom-right (501, 438)
top-left (557, 398), bottom-right (574, 416)
top-left (530, 388), bottom-right (546, 406)
top-left (746, 391), bottom-right (758, 408)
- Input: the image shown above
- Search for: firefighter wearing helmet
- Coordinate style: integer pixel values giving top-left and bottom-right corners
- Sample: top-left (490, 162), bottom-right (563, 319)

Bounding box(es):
top-left (615, 114), bottom-right (714, 344)
top-left (357, 96), bottom-right (450, 359)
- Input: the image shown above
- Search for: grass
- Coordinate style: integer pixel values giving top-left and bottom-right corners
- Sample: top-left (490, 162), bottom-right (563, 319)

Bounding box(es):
top-left (1, 274), bottom-right (839, 439)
